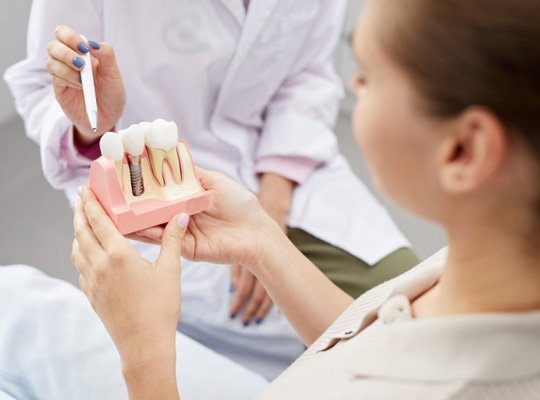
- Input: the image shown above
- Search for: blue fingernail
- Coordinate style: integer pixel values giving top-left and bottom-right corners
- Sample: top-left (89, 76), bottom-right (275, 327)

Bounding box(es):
top-left (88, 40), bottom-right (100, 50)
top-left (77, 42), bottom-right (89, 54)
top-left (230, 313), bottom-right (236, 320)
top-left (73, 57), bottom-right (85, 69)
top-left (229, 283), bottom-right (235, 293)
top-left (256, 319), bottom-right (263, 325)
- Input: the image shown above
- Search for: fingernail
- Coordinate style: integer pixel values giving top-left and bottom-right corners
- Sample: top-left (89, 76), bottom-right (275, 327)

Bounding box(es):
top-left (77, 42), bottom-right (89, 54)
top-left (176, 213), bottom-right (189, 229)
top-left (256, 319), bottom-right (263, 325)
top-left (73, 56), bottom-right (85, 69)
top-left (243, 321), bottom-right (250, 327)
top-left (88, 40), bottom-right (100, 50)
top-left (230, 313), bottom-right (236, 320)
top-left (229, 283), bottom-right (235, 293)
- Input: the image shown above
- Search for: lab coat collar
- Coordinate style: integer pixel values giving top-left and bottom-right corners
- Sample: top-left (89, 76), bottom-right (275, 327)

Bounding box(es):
top-left (213, 0), bottom-right (280, 112)
top-left (219, 0), bottom-right (247, 26)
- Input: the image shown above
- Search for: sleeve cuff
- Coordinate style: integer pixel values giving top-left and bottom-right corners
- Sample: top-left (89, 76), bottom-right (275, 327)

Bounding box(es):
top-left (39, 100), bottom-right (96, 189)
top-left (255, 156), bottom-right (319, 184)
top-left (65, 126), bottom-right (101, 162)
top-left (256, 113), bottom-right (338, 164)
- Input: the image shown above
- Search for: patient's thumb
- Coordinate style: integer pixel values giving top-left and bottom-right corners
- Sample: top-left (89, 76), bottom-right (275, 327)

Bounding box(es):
top-left (158, 213), bottom-right (189, 266)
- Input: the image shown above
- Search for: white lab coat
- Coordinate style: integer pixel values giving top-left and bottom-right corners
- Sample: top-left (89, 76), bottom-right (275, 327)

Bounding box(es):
top-left (4, 0), bottom-right (410, 380)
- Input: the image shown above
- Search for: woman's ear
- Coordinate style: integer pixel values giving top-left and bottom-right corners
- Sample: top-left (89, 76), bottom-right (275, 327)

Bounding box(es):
top-left (438, 107), bottom-right (509, 195)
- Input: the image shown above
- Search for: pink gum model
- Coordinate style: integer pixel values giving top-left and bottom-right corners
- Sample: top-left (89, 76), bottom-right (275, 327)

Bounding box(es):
top-left (89, 140), bottom-right (212, 235)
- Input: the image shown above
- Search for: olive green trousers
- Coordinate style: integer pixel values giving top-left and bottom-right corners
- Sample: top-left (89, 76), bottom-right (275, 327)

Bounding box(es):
top-left (287, 228), bottom-right (419, 299)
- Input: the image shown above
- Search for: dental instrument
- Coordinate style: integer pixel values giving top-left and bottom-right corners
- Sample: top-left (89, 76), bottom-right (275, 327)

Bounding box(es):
top-left (79, 35), bottom-right (98, 134)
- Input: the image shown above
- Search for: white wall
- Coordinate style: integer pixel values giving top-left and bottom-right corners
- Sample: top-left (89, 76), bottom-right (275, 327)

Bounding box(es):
top-left (0, 0), bottom-right (33, 126)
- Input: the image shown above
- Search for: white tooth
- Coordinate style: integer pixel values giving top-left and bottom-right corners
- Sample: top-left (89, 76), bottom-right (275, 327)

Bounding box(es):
top-left (99, 132), bottom-right (124, 161)
top-left (99, 132), bottom-right (125, 186)
top-left (146, 119), bottom-right (178, 150)
top-left (138, 121), bottom-right (153, 139)
top-left (145, 120), bottom-right (180, 185)
top-left (119, 124), bottom-right (145, 156)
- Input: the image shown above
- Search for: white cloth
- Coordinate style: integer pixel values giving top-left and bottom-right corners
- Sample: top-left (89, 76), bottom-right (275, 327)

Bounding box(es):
top-left (0, 265), bottom-right (268, 400)
top-left (4, 0), bottom-right (410, 379)
top-left (259, 248), bottom-right (540, 399)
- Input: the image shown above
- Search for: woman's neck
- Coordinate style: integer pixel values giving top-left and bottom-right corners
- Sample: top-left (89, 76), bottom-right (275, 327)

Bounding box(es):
top-left (417, 220), bottom-right (540, 317)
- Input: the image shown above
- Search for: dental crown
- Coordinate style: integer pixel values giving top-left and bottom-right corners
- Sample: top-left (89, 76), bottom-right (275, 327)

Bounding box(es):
top-left (99, 120), bottom-right (183, 189)
top-left (99, 132), bottom-right (125, 161)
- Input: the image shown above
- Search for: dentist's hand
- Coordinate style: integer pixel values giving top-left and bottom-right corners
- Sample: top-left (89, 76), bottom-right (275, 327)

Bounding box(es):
top-left (47, 25), bottom-right (126, 145)
top-left (72, 188), bottom-right (187, 372)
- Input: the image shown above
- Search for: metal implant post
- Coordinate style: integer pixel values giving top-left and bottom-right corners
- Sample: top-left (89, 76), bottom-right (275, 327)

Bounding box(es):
top-left (127, 154), bottom-right (145, 196)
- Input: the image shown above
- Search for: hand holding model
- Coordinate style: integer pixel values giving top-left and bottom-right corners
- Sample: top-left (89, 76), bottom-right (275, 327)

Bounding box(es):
top-left (73, 170), bottom-right (279, 360)
top-left (47, 25), bottom-right (125, 144)
top-left (73, 170), bottom-right (290, 395)
top-left (73, 188), bottom-right (187, 395)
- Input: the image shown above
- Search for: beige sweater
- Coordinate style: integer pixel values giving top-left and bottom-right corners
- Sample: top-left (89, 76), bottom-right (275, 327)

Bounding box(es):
top-left (258, 248), bottom-right (540, 399)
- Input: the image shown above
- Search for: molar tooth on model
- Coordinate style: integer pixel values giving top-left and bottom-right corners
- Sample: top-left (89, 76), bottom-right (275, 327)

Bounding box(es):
top-left (99, 132), bottom-right (125, 186)
top-left (144, 119), bottom-right (182, 186)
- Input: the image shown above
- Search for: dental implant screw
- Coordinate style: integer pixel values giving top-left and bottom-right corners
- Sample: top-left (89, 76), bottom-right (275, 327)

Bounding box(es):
top-left (127, 154), bottom-right (145, 196)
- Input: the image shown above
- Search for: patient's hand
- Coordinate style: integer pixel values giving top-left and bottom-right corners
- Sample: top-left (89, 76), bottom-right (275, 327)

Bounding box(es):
top-left (133, 168), bottom-right (280, 269)
top-left (72, 188), bottom-right (188, 371)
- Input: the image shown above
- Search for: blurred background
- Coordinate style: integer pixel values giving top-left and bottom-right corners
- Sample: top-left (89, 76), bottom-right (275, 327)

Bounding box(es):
top-left (0, 1), bottom-right (446, 286)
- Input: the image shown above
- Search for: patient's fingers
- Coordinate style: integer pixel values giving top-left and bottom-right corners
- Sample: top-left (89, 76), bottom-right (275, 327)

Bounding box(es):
top-left (71, 239), bottom-right (91, 277)
top-left (194, 166), bottom-right (222, 191)
top-left (73, 199), bottom-right (104, 261)
top-left (128, 226), bottom-right (165, 245)
top-left (82, 188), bottom-right (126, 251)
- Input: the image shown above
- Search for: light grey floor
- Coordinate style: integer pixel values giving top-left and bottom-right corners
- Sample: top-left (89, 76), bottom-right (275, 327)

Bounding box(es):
top-left (0, 113), bottom-right (446, 285)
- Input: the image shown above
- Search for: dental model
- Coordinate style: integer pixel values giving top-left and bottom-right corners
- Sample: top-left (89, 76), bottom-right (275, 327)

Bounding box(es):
top-left (99, 132), bottom-right (125, 186)
top-left (89, 119), bottom-right (212, 235)
top-left (144, 119), bottom-right (182, 186)
top-left (120, 124), bottom-right (146, 196)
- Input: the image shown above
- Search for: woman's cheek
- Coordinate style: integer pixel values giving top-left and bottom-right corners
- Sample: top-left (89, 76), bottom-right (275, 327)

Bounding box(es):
top-left (352, 98), bottom-right (368, 148)
top-left (352, 98), bottom-right (381, 161)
